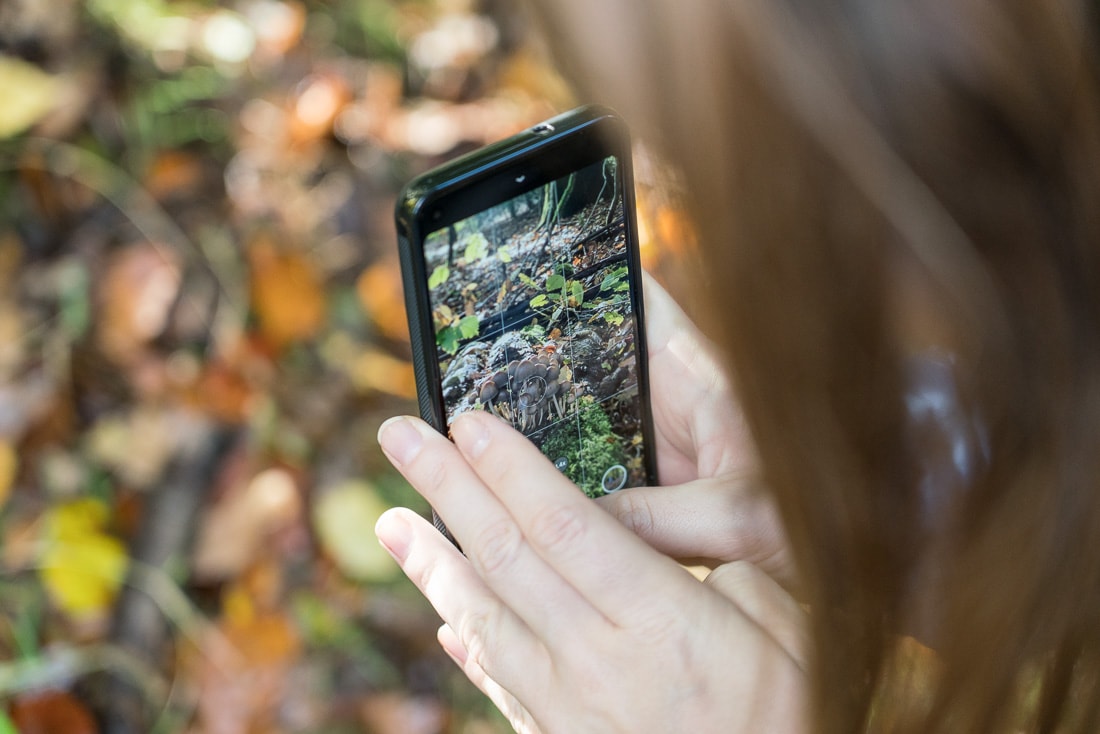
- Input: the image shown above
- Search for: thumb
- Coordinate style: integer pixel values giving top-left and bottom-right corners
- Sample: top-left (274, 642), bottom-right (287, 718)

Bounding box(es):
top-left (596, 476), bottom-right (798, 591)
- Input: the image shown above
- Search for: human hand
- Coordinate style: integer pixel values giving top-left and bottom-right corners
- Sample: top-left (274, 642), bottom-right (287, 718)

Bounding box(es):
top-left (375, 411), bottom-right (808, 734)
top-left (606, 276), bottom-right (796, 589)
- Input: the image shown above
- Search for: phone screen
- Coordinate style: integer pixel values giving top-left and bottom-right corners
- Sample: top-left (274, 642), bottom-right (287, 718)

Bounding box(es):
top-left (420, 154), bottom-right (650, 497)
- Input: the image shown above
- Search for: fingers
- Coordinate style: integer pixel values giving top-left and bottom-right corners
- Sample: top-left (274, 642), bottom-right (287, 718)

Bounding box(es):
top-left (376, 507), bottom-right (551, 699)
top-left (642, 273), bottom-right (754, 482)
top-left (597, 476), bottom-right (799, 590)
top-left (438, 624), bottom-right (542, 734)
top-left (705, 561), bottom-right (809, 671)
top-left (376, 418), bottom-right (600, 643)
top-left (446, 410), bottom-right (697, 628)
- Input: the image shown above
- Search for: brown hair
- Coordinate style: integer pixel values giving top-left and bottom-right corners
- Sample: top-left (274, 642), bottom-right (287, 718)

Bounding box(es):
top-left (535, 1), bottom-right (1100, 731)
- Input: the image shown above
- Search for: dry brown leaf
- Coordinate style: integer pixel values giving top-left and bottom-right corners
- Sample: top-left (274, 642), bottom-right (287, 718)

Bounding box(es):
top-left (350, 348), bottom-right (416, 400)
top-left (497, 48), bottom-right (575, 110)
top-left (97, 243), bottom-right (181, 364)
top-left (356, 260), bottom-right (410, 343)
top-left (360, 692), bottom-right (449, 734)
top-left (248, 235), bottom-right (325, 349)
top-left (186, 357), bottom-right (259, 424)
top-left (145, 150), bottom-right (206, 200)
top-left (288, 73), bottom-right (351, 145)
top-left (9, 690), bottom-right (98, 734)
top-left (248, 0), bottom-right (307, 58)
top-left (192, 467), bottom-right (302, 580)
top-left (181, 608), bottom-right (301, 734)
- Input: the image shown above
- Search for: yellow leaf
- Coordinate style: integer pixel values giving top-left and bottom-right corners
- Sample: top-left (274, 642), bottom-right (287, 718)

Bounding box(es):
top-left (0, 442), bottom-right (16, 510)
top-left (39, 499), bottom-right (128, 618)
top-left (0, 56), bottom-right (62, 138)
top-left (312, 480), bottom-right (397, 582)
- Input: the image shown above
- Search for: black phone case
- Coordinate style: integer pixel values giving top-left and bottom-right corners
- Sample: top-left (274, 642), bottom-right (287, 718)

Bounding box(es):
top-left (394, 105), bottom-right (657, 542)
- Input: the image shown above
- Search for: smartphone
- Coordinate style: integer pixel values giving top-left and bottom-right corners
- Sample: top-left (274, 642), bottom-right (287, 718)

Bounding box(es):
top-left (395, 105), bottom-right (657, 531)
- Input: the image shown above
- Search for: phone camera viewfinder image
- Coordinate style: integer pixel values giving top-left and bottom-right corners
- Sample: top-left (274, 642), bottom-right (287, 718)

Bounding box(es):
top-left (398, 108), bottom-right (656, 507)
top-left (421, 151), bottom-right (648, 498)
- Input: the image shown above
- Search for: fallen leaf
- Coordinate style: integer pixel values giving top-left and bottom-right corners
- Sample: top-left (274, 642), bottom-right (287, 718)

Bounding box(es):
top-left (9, 690), bottom-right (97, 734)
top-left (0, 441), bottom-right (16, 510)
top-left (0, 56), bottom-right (62, 138)
top-left (312, 480), bottom-right (397, 582)
top-left (248, 0), bottom-right (307, 58)
top-left (97, 243), bottom-right (182, 364)
top-left (85, 407), bottom-right (181, 489)
top-left (180, 608), bottom-right (301, 734)
top-left (349, 348), bottom-right (417, 399)
top-left (289, 72), bottom-right (351, 144)
top-left (248, 235), bottom-right (325, 349)
top-left (39, 499), bottom-right (128, 620)
top-left (145, 150), bottom-right (206, 200)
top-left (360, 692), bottom-right (449, 734)
top-left (193, 467), bottom-right (302, 580)
top-left (356, 260), bottom-right (410, 342)
top-left (187, 355), bottom-right (262, 424)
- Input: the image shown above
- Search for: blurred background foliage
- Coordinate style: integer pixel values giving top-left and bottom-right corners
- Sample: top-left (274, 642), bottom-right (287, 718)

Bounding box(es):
top-left (0, 1), bottom-right (691, 732)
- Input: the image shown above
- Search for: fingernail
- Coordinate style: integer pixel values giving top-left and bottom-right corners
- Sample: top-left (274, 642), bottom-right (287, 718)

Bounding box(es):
top-left (378, 416), bottom-right (424, 467)
top-left (452, 413), bottom-right (490, 460)
top-left (375, 509), bottom-right (412, 563)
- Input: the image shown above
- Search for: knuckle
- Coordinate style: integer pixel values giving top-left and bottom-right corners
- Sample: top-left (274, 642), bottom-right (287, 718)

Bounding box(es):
top-left (705, 559), bottom-right (762, 598)
top-left (471, 518), bottom-right (524, 576)
top-left (457, 608), bottom-right (495, 668)
top-left (614, 491), bottom-right (656, 538)
top-left (412, 450), bottom-right (452, 497)
top-left (528, 504), bottom-right (586, 553)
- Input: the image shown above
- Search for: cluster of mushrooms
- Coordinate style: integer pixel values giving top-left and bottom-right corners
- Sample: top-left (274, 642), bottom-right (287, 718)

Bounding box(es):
top-left (474, 343), bottom-right (575, 432)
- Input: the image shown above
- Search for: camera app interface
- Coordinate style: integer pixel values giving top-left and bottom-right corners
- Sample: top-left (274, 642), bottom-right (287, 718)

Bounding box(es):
top-left (423, 155), bottom-right (648, 497)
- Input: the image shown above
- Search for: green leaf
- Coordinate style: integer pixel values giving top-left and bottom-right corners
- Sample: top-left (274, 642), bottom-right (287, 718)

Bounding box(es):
top-left (463, 232), bottom-right (489, 263)
top-left (546, 273), bottom-right (566, 292)
top-left (529, 294), bottom-right (549, 308)
top-left (571, 280), bottom-right (585, 305)
top-left (0, 711), bottom-right (16, 734)
top-left (603, 311), bottom-right (625, 326)
top-left (437, 325), bottom-right (459, 354)
top-left (458, 315), bottom-right (480, 339)
top-left (519, 273), bottom-right (538, 288)
top-left (428, 265), bottom-right (450, 289)
top-left (601, 267), bottom-right (628, 292)
top-left (498, 248), bottom-right (512, 264)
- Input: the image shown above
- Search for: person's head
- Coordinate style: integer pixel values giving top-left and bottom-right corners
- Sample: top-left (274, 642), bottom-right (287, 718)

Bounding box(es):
top-left (537, 1), bottom-right (1100, 731)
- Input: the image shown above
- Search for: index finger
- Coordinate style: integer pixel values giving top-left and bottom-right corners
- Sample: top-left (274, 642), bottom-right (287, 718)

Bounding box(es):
top-left (451, 410), bottom-right (697, 628)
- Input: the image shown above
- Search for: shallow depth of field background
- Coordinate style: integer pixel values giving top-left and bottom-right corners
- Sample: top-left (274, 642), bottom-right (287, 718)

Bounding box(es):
top-left (0, 2), bottom-right (693, 732)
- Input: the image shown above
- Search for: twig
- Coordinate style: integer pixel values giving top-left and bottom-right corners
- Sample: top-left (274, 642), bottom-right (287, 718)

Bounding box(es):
top-left (0, 643), bottom-right (169, 703)
top-left (102, 423), bottom-right (240, 734)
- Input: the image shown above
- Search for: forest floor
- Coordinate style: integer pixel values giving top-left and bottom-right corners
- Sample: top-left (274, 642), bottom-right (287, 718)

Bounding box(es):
top-left (0, 2), bottom-right (693, 733)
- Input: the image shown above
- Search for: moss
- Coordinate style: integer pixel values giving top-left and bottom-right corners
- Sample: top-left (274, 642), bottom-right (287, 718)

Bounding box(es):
top-left (539, 397), bottom-right (626, 498)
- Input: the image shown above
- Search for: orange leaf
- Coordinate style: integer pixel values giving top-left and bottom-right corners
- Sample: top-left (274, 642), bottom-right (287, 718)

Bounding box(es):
top-left (356, 260), bottom-right (409, 342)
top-left (350, 348), bottom-right (416, 400)
top-left (248, 235), bottom-right (325, 349)
top-left (288, 73), bottom-right (350, 144)
top-left (145, 151), bottom-right (205, 200)
top-left (10, 690), bottom-right (98, 734)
